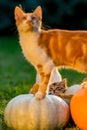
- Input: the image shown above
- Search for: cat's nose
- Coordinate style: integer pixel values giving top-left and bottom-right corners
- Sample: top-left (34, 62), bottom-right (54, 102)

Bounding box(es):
top-left (26, 16), bottom-right (32, 24)
top-left (48, 92), bottom-right (53, 95)
top-left (27, 16), bottom-right (32, 21)
top-left (29, 16), bottom-right (31, 21)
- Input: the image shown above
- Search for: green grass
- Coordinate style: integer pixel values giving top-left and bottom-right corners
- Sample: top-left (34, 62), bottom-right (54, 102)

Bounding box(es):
top-left (0, 36), bottom-right (87, 130)
top-left (0, 36), bottom-right (36, 130)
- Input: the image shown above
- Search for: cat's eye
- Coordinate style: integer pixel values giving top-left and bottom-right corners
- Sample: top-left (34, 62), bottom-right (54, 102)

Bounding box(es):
top-left (31, 15), bottom-right (36, 21)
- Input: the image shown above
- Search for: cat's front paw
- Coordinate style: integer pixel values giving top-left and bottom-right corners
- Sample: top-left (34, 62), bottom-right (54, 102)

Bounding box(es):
top-left (35, 91), bottom-right (46, 100)
top-left (29, 83), bottom-right (39, 94)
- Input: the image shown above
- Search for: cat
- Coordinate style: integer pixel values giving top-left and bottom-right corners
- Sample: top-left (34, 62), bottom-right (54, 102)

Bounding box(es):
top-left (48, 78), bottom-right (67, 97)
top-left (48, 79), bottom-right (72, 104)
top-left (36, 67), bottom-right (62, 92)
top-left (15, 6), bottom-right (87, 100)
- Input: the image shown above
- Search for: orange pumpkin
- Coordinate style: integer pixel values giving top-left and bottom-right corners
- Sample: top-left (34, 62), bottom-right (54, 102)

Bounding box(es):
top-left (70, 82), bottom-right (87, 130)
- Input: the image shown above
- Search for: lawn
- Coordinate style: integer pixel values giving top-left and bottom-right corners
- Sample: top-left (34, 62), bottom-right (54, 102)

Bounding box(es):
top-left (0, 36), bottom-right (87, 130)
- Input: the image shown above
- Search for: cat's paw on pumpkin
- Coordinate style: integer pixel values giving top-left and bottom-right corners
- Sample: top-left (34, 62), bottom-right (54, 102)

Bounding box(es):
top-left (35, 91), bottom-right (46, 100)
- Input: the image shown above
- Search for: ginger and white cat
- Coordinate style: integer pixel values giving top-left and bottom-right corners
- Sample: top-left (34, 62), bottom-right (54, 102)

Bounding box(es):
top-left (15, 6), bottom-right (87, 99)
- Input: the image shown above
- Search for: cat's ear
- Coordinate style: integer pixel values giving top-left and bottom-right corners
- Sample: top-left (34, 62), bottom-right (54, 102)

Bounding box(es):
top-left (61, 78), bottom-right (67, 86)
top-left (33, 6), bottom-right (42, 20)
top-left (14, 6), bottom-right (24, 21)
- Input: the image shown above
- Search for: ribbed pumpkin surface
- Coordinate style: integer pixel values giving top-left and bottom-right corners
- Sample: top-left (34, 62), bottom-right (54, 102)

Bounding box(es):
top-left (4, 94), bottom-right (70, 130)
top-left (70, 87), bottom-right (87, 130)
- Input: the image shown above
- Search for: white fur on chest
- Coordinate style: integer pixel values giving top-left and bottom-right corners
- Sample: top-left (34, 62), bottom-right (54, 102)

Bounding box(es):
top-left (19, 32), bottom-right (49, 66)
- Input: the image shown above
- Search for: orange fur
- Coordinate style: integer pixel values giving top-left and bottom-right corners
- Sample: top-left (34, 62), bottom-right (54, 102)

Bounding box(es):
top-left (15, 6), bottom-right (87, 99)
top-left (39, 29), bottom-right (87, 72)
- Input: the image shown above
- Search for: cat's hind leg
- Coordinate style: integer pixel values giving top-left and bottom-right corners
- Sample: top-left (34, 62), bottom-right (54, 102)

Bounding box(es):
top-left (36, 67), bottom-right (62, 86)
top-left (46, 67), bottom-right (62, 94)
top-left (48, 67), bottom-right (62, 85)
top-left (29, 71), bottom-right (41, 94)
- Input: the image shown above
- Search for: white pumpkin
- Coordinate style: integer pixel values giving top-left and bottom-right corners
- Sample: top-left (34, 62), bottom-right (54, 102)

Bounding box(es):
top-left (4, 94), bottom-right (70, 130)
top-left (65, 84), bottom-right (81, 96)
top-left (64, 84), bottom-right (81, 103)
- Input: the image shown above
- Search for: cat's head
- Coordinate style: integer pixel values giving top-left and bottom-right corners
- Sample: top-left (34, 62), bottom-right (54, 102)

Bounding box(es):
top-left (49, 79), bottom-right (68, 96)
top-left (14, 6), bottom-right (42, 33)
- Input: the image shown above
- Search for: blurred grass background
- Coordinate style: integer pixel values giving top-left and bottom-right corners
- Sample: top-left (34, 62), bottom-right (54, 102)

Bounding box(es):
top-left (1, 0), bottom-right (87, 34)
top-left (0, 36), bottom-right (87, 129)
